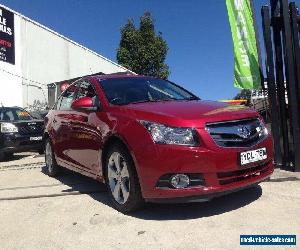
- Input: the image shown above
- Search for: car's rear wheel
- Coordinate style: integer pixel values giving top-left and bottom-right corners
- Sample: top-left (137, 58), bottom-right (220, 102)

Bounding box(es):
top-left (45, 138), bottom-right (60, 177)
top-left (105, 144), bottom-right (144, 213)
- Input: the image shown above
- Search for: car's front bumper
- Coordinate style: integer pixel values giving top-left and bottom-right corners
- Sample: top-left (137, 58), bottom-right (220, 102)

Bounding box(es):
top-left (132, 133), bottom-right (274, 200)
top-left (146, 166), bottom-right (272, 203)
top-left (0, 133), bottom-right (43, 154)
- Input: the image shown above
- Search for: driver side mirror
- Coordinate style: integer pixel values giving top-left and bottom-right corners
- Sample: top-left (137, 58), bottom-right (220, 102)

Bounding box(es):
top-left (71, 97), bottom-right (100, 111)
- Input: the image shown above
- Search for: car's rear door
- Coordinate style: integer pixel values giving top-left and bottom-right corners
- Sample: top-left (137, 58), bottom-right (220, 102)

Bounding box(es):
top-left (67, 80), bottom-right (103, 174)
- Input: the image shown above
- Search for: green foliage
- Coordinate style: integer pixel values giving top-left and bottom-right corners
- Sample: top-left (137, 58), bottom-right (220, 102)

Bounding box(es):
top-left (117, 12), bottom-right (169, 79)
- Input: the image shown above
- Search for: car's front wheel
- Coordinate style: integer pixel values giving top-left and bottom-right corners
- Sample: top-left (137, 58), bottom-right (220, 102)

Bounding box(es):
top-left (45, 138), bottom-right (60, 177)
top-left (0, 152), bottom-right (4, 162)
top-left (4, 152), bottom-right (13, 159)
top-left (105, 144), bottom-right (144, 213)
top-left (38, 146), bottom-right (44, 155)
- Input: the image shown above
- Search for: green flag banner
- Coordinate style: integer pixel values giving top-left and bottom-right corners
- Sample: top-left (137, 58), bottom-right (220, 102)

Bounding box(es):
top-left (226, 0), bottom-right (261, 89)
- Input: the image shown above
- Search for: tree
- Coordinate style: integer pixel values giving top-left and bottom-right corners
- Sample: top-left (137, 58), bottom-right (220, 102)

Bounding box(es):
top-left (234, 89), bottom-right (252, 102)
top-left (117, 12), bottom-right (169, 79)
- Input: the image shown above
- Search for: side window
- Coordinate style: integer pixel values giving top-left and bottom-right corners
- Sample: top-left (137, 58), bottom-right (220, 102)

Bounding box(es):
top-left (0, 110), bottom-right (14, 120)
top-left (76, 81), bottom-right (97, 100)
top-left (59, 84), bottom-right (77, 111)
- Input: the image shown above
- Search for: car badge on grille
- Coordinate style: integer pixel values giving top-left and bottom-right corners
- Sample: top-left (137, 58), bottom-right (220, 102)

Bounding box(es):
top-left (237, 125), bottom-right (251, 139)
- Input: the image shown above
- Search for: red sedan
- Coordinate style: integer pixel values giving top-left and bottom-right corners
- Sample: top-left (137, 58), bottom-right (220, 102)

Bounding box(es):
top-left (44, 74), bottom-right (273, 213)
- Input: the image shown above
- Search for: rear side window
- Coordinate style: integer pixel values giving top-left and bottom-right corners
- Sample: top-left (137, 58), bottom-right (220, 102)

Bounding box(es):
top-left (58, 84), bottom-right (77, 111)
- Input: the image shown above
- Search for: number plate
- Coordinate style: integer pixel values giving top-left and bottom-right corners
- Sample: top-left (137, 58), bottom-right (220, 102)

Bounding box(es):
top-left (240, 148), bottom-right (267, 165)
top-left (30, 136), bottom-right (42, 141)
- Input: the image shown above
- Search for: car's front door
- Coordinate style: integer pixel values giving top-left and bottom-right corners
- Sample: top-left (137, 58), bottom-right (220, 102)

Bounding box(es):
top-left (52, 84), bottom-right (78, 166)
top-left (67, 80), bottom-right (103, 175)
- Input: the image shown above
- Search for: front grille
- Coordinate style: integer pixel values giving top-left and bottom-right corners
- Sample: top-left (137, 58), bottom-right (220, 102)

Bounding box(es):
top-left (206, 118), bottom-right (266, 147)
top-left (19, 124), bottom-right (44, 135)
top-left (20, 140), bottom-right (41, 146)
top-left (217, 162), bottom-right (270, 185)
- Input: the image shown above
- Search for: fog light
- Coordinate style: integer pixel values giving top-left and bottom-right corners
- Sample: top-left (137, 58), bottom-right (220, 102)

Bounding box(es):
top-left (170, 174), bottom-right (190, 189)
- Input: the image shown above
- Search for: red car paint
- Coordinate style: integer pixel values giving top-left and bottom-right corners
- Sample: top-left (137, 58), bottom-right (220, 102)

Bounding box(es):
top-left (45, 74), bottom-right (274, 201)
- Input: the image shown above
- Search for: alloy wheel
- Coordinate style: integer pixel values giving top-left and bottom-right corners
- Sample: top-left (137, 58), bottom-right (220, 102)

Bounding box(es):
top-left (107, 152), bottom-right (130, 204)
top-left (45, 141), bottom-right (53, 172)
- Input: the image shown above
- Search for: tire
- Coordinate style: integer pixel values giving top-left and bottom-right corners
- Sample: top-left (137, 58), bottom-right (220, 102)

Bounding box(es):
top-left (105, 143), bottom-right (144, 213)
top-left (0, 152), bottom-right (4, 161)
top-left (4, 152), bottom-right (13, 159)
top-left (38, 146), bottom-right (44, 155)
top-left (45, 138), bottom-right (60, 177)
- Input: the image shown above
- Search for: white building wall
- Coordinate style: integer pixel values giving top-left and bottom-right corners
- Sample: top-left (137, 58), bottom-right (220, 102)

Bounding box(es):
top-left (0, 4), bottom-right (129, 109)
top-left (0, 12), bottom-right (23, 107)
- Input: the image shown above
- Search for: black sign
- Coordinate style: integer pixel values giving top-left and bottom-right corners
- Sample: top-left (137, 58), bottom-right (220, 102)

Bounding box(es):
top-left (0, 7), bottom-right (14, 64)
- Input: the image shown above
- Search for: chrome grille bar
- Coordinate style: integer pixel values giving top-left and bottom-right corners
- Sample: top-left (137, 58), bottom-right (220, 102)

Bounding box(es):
top-left (206, 118), bottom-right (266, 147)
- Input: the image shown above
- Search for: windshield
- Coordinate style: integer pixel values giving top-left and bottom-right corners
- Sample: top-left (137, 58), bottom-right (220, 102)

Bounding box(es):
top-left (99, 77), bottom-right (199, 105)
top-left (0, 107), bottom-right (33, 121)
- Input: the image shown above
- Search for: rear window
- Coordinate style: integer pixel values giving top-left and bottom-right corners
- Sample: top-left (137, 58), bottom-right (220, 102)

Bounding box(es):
top-left (0, 108), bottom-right (33, 121)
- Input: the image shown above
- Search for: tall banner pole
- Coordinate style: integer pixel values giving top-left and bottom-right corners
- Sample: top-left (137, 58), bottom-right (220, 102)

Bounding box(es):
top-left (250, 0), bottom-right (265, 89)
top-left (226, 0), bottom-right (262, 89)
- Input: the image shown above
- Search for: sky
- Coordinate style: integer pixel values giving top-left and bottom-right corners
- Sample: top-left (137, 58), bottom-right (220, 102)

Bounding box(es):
top-left (2, 0), bottom-right (299, 100)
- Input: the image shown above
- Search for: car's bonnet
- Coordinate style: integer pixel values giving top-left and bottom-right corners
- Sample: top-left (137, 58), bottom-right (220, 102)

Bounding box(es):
top-left (121, 100), bottom-right (258, 127)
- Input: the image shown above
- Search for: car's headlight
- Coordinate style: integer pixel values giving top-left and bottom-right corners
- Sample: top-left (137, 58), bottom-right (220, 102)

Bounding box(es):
top-left (257, 120), bottom-right (269, 138)
top-left (0, 123), bottom-right (18, 133)
top-left (140, 120), bottom-right (199, 146)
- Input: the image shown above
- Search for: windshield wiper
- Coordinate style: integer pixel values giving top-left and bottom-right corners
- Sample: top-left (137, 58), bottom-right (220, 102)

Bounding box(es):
top-left (120, 100), bottom-right (156, 105)
top-left (157, 98), bottom-right (177, 102)
top-left (121, 97), bottom-right (193, 105)
top-left (183, 96), bottom-right (200, 101)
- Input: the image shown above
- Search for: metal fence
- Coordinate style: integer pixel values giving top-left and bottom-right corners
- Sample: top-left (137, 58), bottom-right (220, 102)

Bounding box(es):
top-left (261, 0), bottom-right (300, 171)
